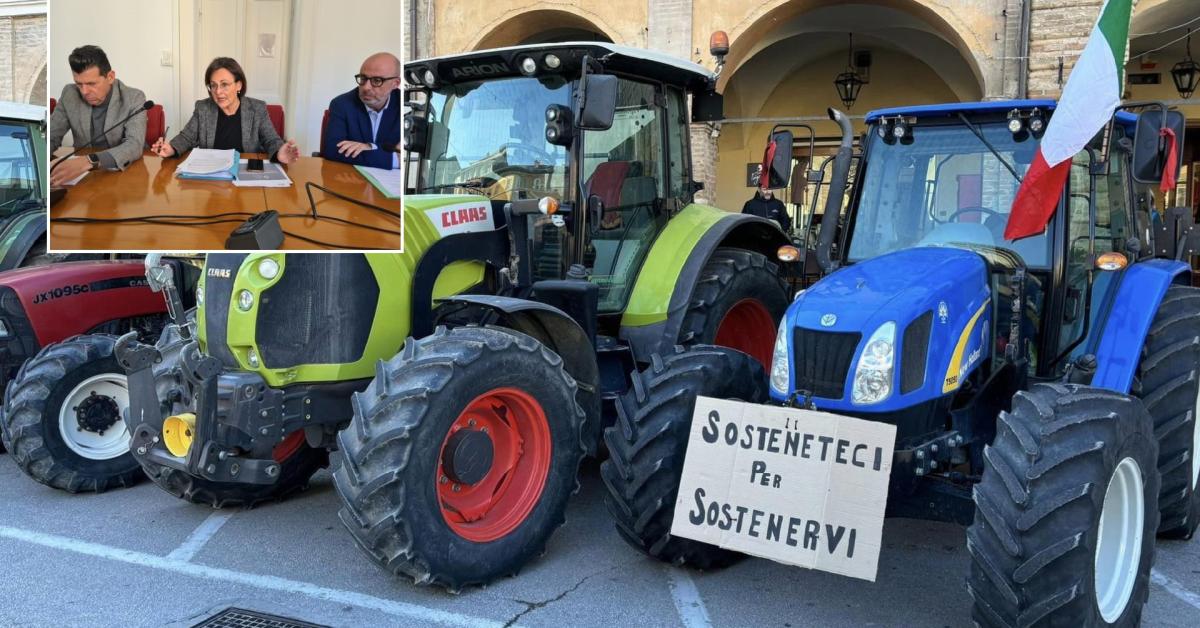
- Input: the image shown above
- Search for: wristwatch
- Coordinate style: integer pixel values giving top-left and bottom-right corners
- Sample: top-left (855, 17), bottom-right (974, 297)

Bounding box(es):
top-left (87, 154), bottom-right (100, 170)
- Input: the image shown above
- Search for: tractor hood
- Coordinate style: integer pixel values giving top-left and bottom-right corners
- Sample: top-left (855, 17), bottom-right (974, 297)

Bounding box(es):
top-left (776, 246), bottom-right (993, 412)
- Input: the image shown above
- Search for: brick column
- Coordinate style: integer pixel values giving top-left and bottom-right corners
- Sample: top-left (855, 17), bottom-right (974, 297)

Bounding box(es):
top-left (1026, 0), bottom-right (1105, 98)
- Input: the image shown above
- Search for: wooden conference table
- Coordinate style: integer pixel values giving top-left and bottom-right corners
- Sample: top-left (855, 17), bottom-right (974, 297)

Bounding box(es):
top-left (49, 151), bottom-right (401, 250)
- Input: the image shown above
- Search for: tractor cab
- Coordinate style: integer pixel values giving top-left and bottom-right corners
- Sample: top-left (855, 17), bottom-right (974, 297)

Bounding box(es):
top-left (403, 42), bottom-right (725, 314)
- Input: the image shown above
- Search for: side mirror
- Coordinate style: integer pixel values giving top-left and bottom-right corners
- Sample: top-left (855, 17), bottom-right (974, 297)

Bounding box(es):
top-left (578, 74), bottom-right (617, 131)
top-left (760, 130), bottom-right (793, 189)
top-left (693, 89), bottom-right (723, 122)
top-left (1131, 108), bottom-right (1186, 184)
top-left (403, 112), bottom-right (428, 153)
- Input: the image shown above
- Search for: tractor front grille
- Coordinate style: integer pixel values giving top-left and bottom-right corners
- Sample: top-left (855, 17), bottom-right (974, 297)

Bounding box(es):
top-left (202, 254), bottom-right (248, 368)
top-left (255, 254), bottom-right (380, 368)
top-left (792, 327), bottom-right (861, 399)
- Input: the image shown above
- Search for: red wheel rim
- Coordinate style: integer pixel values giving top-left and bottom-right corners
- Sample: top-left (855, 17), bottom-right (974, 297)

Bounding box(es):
top-left (714, 298), bottom-right (776, 369)
top-left (436, 387), bottom-right (552, 542)
top-left (272, 430), bottom-right (306, 463)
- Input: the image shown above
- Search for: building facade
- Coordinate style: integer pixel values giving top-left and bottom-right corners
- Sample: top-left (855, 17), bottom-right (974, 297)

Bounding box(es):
top-left (0, 0), bottom-right (45, 106)
top-left (406, 0), bottom-right (1199, 214)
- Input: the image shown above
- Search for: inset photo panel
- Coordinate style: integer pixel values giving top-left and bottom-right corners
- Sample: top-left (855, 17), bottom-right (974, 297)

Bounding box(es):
top-left (47, 0), bottom-right (401, 251)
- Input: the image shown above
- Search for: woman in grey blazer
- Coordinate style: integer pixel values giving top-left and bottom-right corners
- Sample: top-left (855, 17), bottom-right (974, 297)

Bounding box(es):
top-left (151, 57), bottom-right (300, 163)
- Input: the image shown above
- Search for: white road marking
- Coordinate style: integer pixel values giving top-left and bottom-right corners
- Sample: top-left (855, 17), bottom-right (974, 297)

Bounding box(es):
top-left (666, 565), bottom-right (713, 628)
top-left (167, 511), bottom-right (235, 562)
top-left (0, 525), bottom-right (511, 628)
top-left (1152, 568), bottom-right (1200, 611)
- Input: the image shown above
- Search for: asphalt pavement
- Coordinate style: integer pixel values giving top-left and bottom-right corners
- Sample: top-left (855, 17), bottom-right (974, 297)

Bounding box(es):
top-left (1, 457), bottom-right (1198, 627)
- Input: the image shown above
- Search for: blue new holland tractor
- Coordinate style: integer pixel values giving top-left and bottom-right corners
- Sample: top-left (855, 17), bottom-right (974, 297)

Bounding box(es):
top-left (602, 100), bottom-right (1198, 626)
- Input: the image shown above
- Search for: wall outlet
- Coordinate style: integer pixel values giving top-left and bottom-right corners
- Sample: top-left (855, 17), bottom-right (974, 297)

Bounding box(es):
top-left (160, 51), bottom-right (173, 67)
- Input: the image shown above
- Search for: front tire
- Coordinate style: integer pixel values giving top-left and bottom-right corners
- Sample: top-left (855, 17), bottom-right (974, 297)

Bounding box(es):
top-left (967, 384), bottom-right (1159, 627)
top-left (332, 326), bottom-right (586, 590)
top-left (1, 334), bottom-right (141, 492)
top-left (601, 345), bottom-right (767, 569)
top-left (1134, 285), bottom-right (1200, 539)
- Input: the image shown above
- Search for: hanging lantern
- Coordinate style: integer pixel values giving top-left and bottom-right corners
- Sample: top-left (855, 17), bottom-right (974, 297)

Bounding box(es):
top-left (1171, 29), bottom-right (1199, 99)
top-left (833, 34), bottom-right (867, 109)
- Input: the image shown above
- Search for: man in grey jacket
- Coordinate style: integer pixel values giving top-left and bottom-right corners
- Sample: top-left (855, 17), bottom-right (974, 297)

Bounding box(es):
top-left (49, 45), bottom-right (147, 187)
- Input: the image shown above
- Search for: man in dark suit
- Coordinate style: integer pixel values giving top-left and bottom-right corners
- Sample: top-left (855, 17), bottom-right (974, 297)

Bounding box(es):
top-left (322, 52), bottom-right (400, 170)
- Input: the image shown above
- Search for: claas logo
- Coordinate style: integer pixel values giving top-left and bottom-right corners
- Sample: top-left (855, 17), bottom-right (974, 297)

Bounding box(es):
top-left (442, 206), bottom-right (489, 228)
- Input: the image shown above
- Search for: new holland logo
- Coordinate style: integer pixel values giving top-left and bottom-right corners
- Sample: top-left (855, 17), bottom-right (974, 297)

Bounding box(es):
top-left (207, 268), bottom-right (231, 278)
top-left (820, 313), bottom-right (837, 327)
top-left (938, 301), bottom-right (949, 324)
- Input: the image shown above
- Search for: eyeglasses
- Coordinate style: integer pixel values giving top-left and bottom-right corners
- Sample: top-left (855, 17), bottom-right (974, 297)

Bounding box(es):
top-left (355, 74), bottom-right (399, 87)
top-left (207, 81), bottom-right (238, 93)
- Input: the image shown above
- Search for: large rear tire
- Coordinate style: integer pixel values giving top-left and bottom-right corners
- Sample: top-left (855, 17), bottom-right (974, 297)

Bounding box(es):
top-left (968, 383), bottom-right (1159, 627)
top-left (601, 345), bottom-right (767, 569)
top-left (1133, 285), bottom-right (1200, 539)
top-left (1, 334), bottom-right (141, 492)
top-left (678, 248), bottom-right (788, 370)
top-left (332, 326), bottom-right (586, 590)
top-left (136, 326), bottom-right (328, 507)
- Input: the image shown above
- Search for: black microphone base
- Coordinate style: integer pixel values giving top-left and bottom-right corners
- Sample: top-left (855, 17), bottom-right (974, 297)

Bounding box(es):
top-left (226, 210), bottom-right (284, 250)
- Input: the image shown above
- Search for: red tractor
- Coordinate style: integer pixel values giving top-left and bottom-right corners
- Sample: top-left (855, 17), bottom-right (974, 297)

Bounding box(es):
top-left (0, 257), bottom-right (199, 492)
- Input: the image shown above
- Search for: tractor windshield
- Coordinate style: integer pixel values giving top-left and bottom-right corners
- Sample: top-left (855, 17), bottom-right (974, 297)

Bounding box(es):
top-left (847, 122), bottom-right (1050, 267)
top-left (419, 76), bottom-right (570, 202)
top-left (0, 122), bottom-right (41, 212)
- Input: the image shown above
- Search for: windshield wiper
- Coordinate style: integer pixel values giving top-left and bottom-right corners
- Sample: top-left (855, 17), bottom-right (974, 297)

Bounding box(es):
top-left (956, 113), bottom-right (1021, 183)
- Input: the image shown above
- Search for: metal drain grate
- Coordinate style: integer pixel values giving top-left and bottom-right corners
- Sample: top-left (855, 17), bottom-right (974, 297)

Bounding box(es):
top-left (191, 608), bottom-right (329, 628)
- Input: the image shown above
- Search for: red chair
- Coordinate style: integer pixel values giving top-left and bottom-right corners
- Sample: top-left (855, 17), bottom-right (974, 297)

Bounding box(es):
top-left (143, 104), bottom-right (165, 148)
top-left (267, 104), bottom-right (285, 138)
top-left (313, 109), bottom-right (330, 157)
top-left (49, 98), bottom-right (55, 114)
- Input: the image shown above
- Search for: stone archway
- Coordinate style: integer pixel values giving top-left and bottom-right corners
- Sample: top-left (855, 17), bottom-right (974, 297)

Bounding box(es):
top-left (708, 0), bottom-right (989, 211)
top-left (470, 9), bottom-right (616, 51)
top-left (26, 63), bottom-right (46, 106)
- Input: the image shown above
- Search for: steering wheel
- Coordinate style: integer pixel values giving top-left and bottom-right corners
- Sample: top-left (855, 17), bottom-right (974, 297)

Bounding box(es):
top-left (939, 206), bottom-right (1003, 225)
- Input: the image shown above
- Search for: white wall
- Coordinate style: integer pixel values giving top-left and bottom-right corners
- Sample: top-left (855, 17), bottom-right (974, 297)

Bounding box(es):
top-left (49, 0), bottom-right (179, 147)
top-left (50, 0), bottom-right (400, 154)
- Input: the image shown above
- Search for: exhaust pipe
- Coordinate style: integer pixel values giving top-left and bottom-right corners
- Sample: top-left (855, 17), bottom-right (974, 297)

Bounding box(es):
top-left (816, 108), bottom-right (854, 273)
top-left (162, 412), bottom-right (196, 458)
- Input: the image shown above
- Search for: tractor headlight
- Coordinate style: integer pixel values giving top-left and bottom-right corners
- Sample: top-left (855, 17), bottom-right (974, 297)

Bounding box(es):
top-left (852, 322), bottom-right (896, 405)
top-left (237, 289), bottom-right (254, 312)
top-left (770, 321), bottom-right (790, 395)
top-left (195, 283), bottom-right (204, 306)
top-left (257, 258), bottom-right (279, 280)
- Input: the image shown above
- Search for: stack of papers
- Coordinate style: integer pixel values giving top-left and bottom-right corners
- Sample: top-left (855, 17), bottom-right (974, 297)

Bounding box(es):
top-left (355, 165), bottom-right (401, 199)
top-left (176, 148), bottom-right (238, 180)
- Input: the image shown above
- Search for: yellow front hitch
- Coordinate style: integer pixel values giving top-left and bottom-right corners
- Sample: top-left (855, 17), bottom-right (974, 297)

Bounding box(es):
top-left (162, 413), bottom-right (197, 458)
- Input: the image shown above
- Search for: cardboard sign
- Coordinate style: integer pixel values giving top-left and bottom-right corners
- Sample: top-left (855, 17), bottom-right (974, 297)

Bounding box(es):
top-left (670, 397), bottom-right (897, 582)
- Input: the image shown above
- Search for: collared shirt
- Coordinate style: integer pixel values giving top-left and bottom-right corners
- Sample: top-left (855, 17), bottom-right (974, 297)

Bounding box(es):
top-left (363, 92), bottom-right (399, 168)
top-left (90, 88), bottom-right (118, 169)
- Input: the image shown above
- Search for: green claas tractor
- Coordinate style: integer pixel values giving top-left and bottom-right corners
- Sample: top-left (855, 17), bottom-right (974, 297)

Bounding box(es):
top-left (115, 41), bottom-right (794, 590)
top-left (602, 101), bottom-right (1198, 625)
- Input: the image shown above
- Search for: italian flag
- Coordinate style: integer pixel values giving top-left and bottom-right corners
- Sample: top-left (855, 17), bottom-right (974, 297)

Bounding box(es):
top-left (1004, 0), bottom-right (1133, 240)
